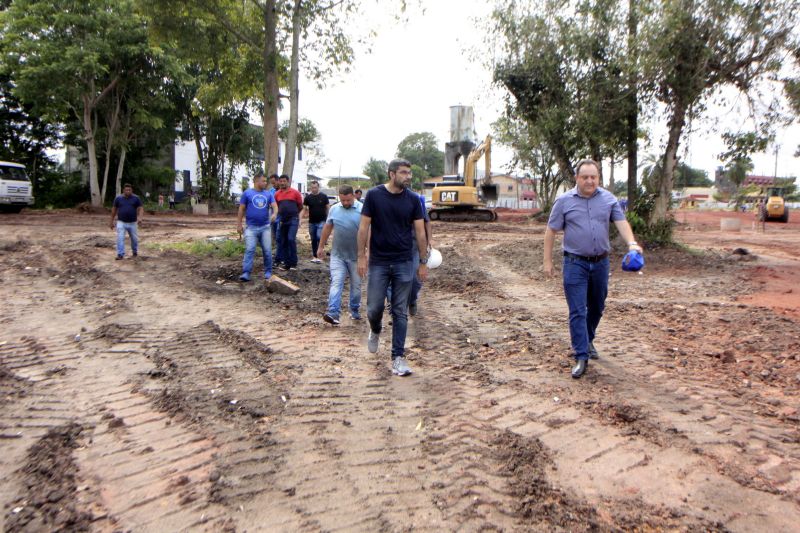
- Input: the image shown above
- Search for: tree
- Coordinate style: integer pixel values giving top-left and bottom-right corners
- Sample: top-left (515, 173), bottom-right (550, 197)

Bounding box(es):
top-left (492, 114), bottom-right (567, 212)
top-left (280, 0), bottom-right (360, 178)
top-left (279, 118), bottom-right (327, 172)
top-left (363, 158), bottom-right (388, 186)
top-left (2, 0), bottom-right (154, 206)
top-left (640, 0), bottom-right (798, 222)
top-left (492, 0), bottom-right (632, 181)
top-left (0, 72), bottom-right (61, 196)
top-left (396, 132), bottom-right (444, 177)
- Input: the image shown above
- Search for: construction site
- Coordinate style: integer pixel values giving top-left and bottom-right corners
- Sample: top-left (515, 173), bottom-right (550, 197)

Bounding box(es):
top-left (0, 204), bottom-right (799, 532)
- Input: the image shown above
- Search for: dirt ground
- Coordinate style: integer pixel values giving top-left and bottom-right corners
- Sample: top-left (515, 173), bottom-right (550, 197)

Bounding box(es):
top-left (0, 207), bottom-right (798, 532)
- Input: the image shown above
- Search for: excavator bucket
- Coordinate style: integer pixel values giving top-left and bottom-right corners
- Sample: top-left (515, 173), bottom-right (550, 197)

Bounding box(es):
top-left (480, 184), bottom-right (498, 202)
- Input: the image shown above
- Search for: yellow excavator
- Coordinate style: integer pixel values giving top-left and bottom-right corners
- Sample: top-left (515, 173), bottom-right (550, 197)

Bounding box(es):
top-left (762, 187), bottom-right (789, 222)
top-left (429, 135), bottom-right (498, 222)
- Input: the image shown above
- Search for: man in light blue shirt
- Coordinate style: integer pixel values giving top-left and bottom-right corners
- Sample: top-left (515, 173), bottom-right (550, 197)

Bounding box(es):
top-left (317, 184), bottom-right (363, 325)
top-left (544, 159), bottom-right (642, 379)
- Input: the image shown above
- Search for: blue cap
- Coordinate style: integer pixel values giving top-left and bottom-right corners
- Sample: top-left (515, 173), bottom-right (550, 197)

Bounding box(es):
top-left (621, 250), bottom-right (645, 272)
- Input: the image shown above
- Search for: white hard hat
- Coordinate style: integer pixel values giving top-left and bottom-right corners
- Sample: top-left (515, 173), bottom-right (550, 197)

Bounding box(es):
top-left (427, 248), bottom-right (442, 269)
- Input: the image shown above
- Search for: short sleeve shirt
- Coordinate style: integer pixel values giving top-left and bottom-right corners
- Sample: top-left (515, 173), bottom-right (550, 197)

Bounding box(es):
top-left (240, 188), bottom-right (275, 226)
top-left (113, 194), bottom-right (142, 223)
top-left (547, 187), bottom-right (625, 256)
top-left (303, 192), bottom-right (330, 224)
top-left (326, 201), bottom-right (363, 261)
top-left (362, 185), bottom-right (424, 265)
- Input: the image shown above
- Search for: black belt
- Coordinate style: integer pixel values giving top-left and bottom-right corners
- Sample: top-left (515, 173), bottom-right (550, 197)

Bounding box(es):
top-left (564, 251), bottom-right (608, 263)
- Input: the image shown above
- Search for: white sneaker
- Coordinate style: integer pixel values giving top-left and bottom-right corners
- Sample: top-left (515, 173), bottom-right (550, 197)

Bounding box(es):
top-left (310, 258), bottom-right (322, 263)
top-left (391, 357), bottom-right (412, 376)
top-left (367, 331), bottom-right (380, 353)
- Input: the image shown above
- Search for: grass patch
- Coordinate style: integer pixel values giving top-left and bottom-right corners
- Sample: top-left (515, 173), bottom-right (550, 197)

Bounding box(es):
top-left (146, 238), bottom-right (246, 259)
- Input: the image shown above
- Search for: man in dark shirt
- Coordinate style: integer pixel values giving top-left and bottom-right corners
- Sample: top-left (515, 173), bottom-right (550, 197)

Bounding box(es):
top-left (303, 180), bottom-right (330, 263)
top-left (269, 174), bottom-right (282, 263)
top-left (109, 183), bottom-right (144, 260)
top-left (237, 171), bottom-right (278, 282)
top-left (357, 159), bottom-right (428, 376)
top-left (543, 159), bottom-right (642, 379)
top-left (274, 174), bottom-right (304, 270)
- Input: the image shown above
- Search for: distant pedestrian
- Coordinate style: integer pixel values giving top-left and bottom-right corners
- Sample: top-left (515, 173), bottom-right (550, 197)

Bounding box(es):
top-left (158, 194), bottom-right (164, 207)
top-left (543, 159), bottom-right (642, 379)
top-left (275, 174), bottom-right (303, 270)
top-left (354, 189), bottom-right (363, 202)
top-left (237, 170), bottom-right (278, 282)
top-left (168, 193), bottom-right (175, 209)
top-left (318, 185), bottom-right (363, 325)
top-left (110, 183), bottom-right (144, 260)
top-left (357, 159), bottom-right (428, 376)
top-left (303, 180), bottom-right (330, 263)
top-left (757, 198), bottom-right (767, 232)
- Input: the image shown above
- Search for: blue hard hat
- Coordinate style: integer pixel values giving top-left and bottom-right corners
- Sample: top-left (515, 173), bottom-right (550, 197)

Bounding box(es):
top-left (621, 250), bottom-right (645, 272)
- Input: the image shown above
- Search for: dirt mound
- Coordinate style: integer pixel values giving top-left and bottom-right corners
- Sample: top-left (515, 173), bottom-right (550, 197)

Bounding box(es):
top-left (92, 323), bottom-right (141, 344)
top-left (494, 430), bottom-right (725, 531)
top-left (3, 423), bottom-right (94, 532)
top-left (0, 239), bottom-right (30, 253)
top-left (74, 202), bottom-right (108, 214)
top-left (427, 244), bottom-right (498, 296)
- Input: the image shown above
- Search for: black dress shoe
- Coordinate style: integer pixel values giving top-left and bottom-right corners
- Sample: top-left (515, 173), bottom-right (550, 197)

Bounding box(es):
top-left (588, 342), bottom-right (599, 360)
top-left (571, 359), bottom-right (588, 379)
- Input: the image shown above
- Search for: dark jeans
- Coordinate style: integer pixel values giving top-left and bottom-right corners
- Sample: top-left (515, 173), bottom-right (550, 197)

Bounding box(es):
top-left (562, 255), bottom-right (609, 361)
top-left (273, 217), bottom-right (283, 264)
top-left (279, 216), bottom-right (299, 267)
top-left (367, 261), bottom-right (414, 358)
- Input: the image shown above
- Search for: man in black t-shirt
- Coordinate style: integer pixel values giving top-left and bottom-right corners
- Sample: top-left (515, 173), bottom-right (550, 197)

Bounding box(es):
top-left (357, 159), bottom-right (428, 376)
top-left (109, 183), bottom-right (144, 260)
top-left (303, 180), bottom-right (330, 263)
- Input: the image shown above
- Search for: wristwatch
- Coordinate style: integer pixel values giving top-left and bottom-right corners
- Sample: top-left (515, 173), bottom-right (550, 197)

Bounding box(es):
top-left (419, 256), bottom-right (428, 265)
top-left (628, 241), bottom-right (638, 247)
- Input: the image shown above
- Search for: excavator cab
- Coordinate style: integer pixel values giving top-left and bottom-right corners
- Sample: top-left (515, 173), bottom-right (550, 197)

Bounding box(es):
top-left (764, 187), bottom-right (789, 222)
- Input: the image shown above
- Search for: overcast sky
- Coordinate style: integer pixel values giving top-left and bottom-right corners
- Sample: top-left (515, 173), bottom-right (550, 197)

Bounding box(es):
top-left (287, 0), bottom-right (800, 182)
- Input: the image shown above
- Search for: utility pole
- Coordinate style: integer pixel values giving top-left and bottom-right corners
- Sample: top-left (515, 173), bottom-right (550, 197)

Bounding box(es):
top-left (773, 144), bottom-right (780, 179)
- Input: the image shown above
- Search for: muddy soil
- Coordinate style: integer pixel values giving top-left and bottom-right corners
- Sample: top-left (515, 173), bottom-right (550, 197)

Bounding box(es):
top-left (0, 209), bottom-right (798, 532)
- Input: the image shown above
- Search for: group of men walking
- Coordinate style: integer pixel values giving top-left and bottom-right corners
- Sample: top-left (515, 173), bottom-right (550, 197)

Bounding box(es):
top-left (111, 157), bottom-right (639, 380)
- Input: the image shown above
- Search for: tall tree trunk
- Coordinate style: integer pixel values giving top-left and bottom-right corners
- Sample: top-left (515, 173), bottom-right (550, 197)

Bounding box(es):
top-left (83, 96), bottom-right (101, 207)
top-left (626, 0), bottom-right (638, 204)
top-left (653, 103), bottom-right (687, 222)
top-left (282, 0), bottom-right (302, 179)
top-left (262, 0), bottom-right (280, 175)
top-left (609, 155), bottom-right (615, 192)
top-left (100, 95), bottom-right (121, 203)
top-left (115, 145), bottom-right (127, 197)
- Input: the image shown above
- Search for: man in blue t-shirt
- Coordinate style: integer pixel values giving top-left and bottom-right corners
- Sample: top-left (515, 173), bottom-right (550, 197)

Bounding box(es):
top-left (237, 171), bottom-right (278, 282)
top-left (109, 183), bottom-right (144, 260)
top-left (317, 184), bottom-right (362, 325)
top-left (357, 159), bottom-right (428, 376)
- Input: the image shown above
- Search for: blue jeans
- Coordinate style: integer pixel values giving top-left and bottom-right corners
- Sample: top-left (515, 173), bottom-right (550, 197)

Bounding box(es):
top-left (327, 255), bottom-right (361, 318)
top-left (562, 255), bottom-right (609, 361)
top-left (367, 261), bottom-right (414, 358)
top-left (242, 224), bottom-right (273, 278)
top-left (116, 221), bottom-right (138, 256)
top-left (309, 222), bottom-right (325, 258)
top-left (279, 216), bottom-right (299, 267)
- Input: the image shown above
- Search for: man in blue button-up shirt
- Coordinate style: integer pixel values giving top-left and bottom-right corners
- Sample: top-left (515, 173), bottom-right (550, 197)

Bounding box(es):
top-left (544, 159), bottom-right (642, 379)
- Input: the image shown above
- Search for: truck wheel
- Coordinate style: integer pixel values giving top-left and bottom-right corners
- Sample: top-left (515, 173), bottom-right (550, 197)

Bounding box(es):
top-left (780, 209), bottom-right (789, 223)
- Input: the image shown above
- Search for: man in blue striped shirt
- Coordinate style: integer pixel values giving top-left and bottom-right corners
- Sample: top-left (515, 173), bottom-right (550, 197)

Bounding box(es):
top-left (543, 159), bottom-right (642, 379)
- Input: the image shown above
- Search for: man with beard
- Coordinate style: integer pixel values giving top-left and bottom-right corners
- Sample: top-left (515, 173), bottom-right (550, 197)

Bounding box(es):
top-left (357, 159), bottom-right (428, 376)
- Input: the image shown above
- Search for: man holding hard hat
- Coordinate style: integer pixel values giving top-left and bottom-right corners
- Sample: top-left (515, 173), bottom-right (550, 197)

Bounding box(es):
top-left (543, 159), bottom-right (642, 379)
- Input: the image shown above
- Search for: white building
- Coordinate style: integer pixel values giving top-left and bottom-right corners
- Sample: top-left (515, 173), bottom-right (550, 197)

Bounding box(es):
top-left (174, 137), bottom-right (308, 199)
